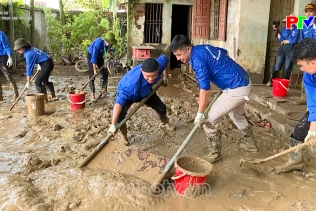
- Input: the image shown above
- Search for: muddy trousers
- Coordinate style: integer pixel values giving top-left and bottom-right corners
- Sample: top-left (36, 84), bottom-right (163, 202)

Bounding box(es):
top-left (0, 56), bottom-right (18, 101)
top-left (87, 53), bottom-right (108, 93)
top-left (35, 59), bottom-right (55, 100)
top-left (203, 81), bottom-right (252, 138)
top-left (117, 92), bottom-right (168, 131)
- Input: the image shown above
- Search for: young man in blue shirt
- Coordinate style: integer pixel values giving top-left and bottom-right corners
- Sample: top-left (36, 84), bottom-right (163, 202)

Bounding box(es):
top-left (170, 35), bottom-right (258, 163)
top-left (14, 38), bottom-right (56, 102)
top-left (266, 14), bottom-right (299, 86)
top-left (107, 55), bottom-right (172, 145)
top-left (0, 30), bottom-right (18, 102)
top-left (276, 38), bottom-right (316, 173)
top-left (87, 32), bottom-right (117, 102)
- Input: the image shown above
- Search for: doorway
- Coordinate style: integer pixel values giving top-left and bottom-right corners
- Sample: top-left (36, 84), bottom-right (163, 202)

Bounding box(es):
top-left (170, 5), bottom-right (191, 69)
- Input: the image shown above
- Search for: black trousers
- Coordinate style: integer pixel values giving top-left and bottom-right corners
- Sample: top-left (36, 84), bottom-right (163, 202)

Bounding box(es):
top-left (291, 111), bottom-right (310, 146)
top-left (0, 55), bottom-right (15, 84)
top-left (117, 92), bottom-right (167, 124)
top-left (35, 58), bottom-right (54, 87)
top-left (87, 53), bottom-right (108, 93)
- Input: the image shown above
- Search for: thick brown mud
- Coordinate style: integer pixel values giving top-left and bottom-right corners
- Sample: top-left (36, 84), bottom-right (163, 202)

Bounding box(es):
top-left (0, 67), bottom-right (315, 211)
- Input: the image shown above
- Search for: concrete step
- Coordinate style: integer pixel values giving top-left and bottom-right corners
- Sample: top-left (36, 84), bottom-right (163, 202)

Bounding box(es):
top-left (250, 85), bottom-right (306, 116)
top-left (245, 101), bottom-right (291, 138)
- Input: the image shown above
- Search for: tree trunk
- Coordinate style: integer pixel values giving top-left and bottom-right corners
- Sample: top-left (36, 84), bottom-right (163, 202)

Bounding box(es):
top-left (8, 0), bottom-right (15, 73)
top-left (30, 0), bottom-right (35, 46)
top-left (59, 0), bottom-right (65, 25)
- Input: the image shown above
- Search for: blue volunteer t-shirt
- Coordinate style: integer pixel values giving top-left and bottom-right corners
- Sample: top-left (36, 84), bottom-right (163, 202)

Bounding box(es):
top-left (115, 55), bottom-right (169, 107)
top-left (23, 47), bottom-right (50, 76)
top-left (189, 45), bottom-right (249, 90)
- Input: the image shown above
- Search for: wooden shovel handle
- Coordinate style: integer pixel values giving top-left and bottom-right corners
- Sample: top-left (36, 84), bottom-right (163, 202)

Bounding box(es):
top-left (9, 69), bottom-right (41, 111)
top-left (78, 63), bottom-right (107, 92)
top-left (151, 90), bottom-right (223, 193)
top-left (260, 142), bottom-right (307, 163)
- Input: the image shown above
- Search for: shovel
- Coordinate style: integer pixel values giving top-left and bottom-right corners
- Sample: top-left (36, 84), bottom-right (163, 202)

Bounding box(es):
top-left (151, 90), bottom-right (222, 193)
top-left (76, 63), bottom-right (107, 93)
top-left (239, 142), bottom-right (309, 167)
top-left (9, 69), bottom-right (41, 111)
top-left (77, 80), bottom-right (164, 168)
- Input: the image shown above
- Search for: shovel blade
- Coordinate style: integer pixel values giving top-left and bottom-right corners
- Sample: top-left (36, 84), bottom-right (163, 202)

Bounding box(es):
top-left (86, 141), bottom-right (170, 184)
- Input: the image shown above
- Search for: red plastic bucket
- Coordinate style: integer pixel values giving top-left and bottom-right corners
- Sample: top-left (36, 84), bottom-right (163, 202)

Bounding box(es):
top-left (172, 156), bottom-right (213, 197)
top-left (68, 92), bottom-right (86, 111)
top-left (272, 78), bottom-right (290, 97)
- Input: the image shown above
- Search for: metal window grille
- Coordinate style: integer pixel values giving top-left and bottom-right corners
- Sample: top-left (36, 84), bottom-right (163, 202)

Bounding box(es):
top-left (144, 3), bottom-right (163, 43)
top-left (211, 0), bottom-right (219, 39)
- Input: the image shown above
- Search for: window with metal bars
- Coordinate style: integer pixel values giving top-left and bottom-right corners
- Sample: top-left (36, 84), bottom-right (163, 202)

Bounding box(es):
top-left (144, 3), bottom-right (163, 43)
top-left (211, 0), bottom-right (219, 39)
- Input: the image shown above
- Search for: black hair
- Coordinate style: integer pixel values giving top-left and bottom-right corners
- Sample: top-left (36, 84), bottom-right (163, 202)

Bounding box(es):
top-left (292, 38), bottom-right (316, 61)
top-left (170, 34), bottom-right (191, 52)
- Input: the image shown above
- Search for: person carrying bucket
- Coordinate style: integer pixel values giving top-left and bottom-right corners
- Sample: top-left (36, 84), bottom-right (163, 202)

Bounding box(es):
top-left (107, 55), bottom-right (173, 145)
top-left (0, 30), bottom-right (19, 102)
top-left (14, 38), bottom-right (57, 102)
top-left (170, 35), bottom-right (258, 164)
top-left (266, 14), bottom-right (299, 87)
top-left (275, 38), bottom-right (316, 173)
top-left (294, 4), bottom-right (316, 106)
top-left (87, 32), bottom-right (117, 102)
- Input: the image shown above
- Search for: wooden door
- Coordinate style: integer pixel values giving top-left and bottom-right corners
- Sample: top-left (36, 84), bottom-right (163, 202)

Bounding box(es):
top-left (264, 0), bottom-right (295, 83)
top-left (192, 0), bottom-right (210, 39)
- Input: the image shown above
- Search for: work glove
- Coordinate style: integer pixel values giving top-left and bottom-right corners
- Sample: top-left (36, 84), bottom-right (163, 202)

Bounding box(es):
top-left (25, 82), bottom-right (31, 89)
top-left (7, 57), bottom-right (13, 67)
top-left (37, 65), bottom-right (41, 71)
top-left (194, 112), bottom-right (205, 127)
top-left (107, 124), bottom-right (117, 135)
top-left (163, 77), bottom-right (169, 87)
top-left (304, 130), bottom-right (316, 146)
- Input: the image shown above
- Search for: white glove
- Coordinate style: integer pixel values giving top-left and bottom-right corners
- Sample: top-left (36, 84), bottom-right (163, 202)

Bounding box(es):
top-left (107, 124), bottom-right (117, 135)
top-left (7, 57), bottom-right (13, 67)
top-left (304, 130), bottom-right (316, 146)
top-left (25, 82), bottom-right (31, 89)
top-left (163, 77), bottom-right (169, 87)
top-left (37, 65), bottom-right (41, 71)
top-left (194, 112), bottom-right (205, 127)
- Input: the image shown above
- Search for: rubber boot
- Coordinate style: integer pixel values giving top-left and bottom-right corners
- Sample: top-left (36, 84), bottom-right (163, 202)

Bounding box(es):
top-left (89, 93), bottom-right (96, 102)
top-left (89, 81), bottom-right (95, 93)
top-left (0, 82), bottom-right (3, 101)
top-left (266, 71), bottom-right (278, 87)
top-left (89, 81), bottom-right (96, 102)
top-left (37, 85), bottom-right (48, 103)
top-left (240, 126), bottom-right (258, 152)
top-left (159, 115), bottom-right (176, 131)
top-left (203, 136), bottom-right (221, 163)
top-left (284, 71), bottom-right (291, 80)
top-left (100, 79), bottom-right (108, 94)
top-left (9, 81), bottom-right (19, 103)
top-left (118, 124), bottom-right (129, 146)
top-left (45, 82), bottom-right (58, 101)
top-left (275, 137), bottom-right (304, 174)
top-left (295, 84), bottom-right (306, 105)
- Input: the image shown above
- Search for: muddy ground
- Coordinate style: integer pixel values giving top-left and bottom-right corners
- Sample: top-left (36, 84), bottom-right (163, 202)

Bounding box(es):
top-left (0, 67), bottom-right (316, 211)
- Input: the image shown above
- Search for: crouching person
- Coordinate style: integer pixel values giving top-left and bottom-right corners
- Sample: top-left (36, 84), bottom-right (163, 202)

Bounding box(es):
top-left (275, 38), bottom-right (316, 173)
top-left (107, 55), bottom-right (174, 145)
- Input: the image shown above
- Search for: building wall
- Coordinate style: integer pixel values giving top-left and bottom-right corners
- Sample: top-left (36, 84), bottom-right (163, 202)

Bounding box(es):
top-left (127, 0), bottom-right (193, 57)
top-left (195, 0), bottom-right (271, 83)
top-left (128, 0), bottom-right (271, 83)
